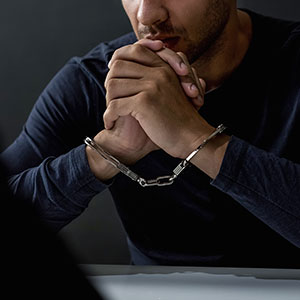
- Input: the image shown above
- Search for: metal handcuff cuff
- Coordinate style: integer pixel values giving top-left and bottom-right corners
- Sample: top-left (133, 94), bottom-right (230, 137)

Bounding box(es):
top-left (84, 124), bottom-right (226, 187)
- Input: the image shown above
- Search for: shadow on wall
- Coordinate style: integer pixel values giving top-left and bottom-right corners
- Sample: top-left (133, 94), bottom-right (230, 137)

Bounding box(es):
top-left (0, 0), bottom-right (132, 151)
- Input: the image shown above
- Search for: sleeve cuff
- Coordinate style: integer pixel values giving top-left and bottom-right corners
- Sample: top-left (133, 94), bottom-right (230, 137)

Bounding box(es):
top-left (64, 144), bottom-right (112, 207)
top-left (73, 144), bottom-right (114, 188)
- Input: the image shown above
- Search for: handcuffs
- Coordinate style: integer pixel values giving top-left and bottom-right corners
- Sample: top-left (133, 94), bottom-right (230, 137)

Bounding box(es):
top-left (84, 124), bottom-right (226, 187)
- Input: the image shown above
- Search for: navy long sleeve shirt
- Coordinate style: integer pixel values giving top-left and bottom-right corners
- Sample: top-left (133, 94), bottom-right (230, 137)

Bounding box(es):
top-left (1, 10), bottom-right (300, 268)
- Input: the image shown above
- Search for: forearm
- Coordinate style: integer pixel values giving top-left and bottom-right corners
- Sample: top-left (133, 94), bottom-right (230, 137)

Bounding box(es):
top-left (7, 145), bottom-right (106, 232)
top-left (211, 136), bottom-right (300, 247)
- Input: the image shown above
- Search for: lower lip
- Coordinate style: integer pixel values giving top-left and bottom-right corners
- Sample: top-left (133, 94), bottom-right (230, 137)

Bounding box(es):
top-left (162, 37), bottom-right (180, 49)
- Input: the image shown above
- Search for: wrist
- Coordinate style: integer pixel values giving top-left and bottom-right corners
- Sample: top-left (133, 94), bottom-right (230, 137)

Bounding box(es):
top-left (190, 131), bottom-right (230, 179)
top-left (178, 122), bottom-right (216, 159)
top-left (95, 130), bottom-right (149, 165)
top-left (86, 130), bottom-right (149, 181)
top-left (85, 143), bottom-right (119, 182)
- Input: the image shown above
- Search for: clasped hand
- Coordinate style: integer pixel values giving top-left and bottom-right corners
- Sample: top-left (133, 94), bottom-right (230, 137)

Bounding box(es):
top-left (101, 39), bottom-right (214, 163)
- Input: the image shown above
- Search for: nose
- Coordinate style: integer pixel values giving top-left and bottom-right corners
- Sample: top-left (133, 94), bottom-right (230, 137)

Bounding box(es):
top-left (137, 0), bottom-right (169, 27)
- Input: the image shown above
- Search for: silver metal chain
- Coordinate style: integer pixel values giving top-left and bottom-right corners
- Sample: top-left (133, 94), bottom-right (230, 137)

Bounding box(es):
top-left (84, 124), bottom-right (226, 187)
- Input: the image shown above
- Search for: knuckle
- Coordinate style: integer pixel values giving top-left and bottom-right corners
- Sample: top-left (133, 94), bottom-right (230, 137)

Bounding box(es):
top-left (130, 43), bottom-right (149, 57)
top-left (105, 90), bottom-right (111, 104)
top-left (111, 45), bottom-right (130, 61)
top-left (103, 109), bottom-right (109, 123)
top-left (107, 99), bottom-right (119, 112)
top-left (112, 46), bottom-right (124, 58)
top-left (156, 67), bottom-right (173, 81)
top-left (113, 59), bottom-right (123, 69)
top-left (105, 81), bottom-right (117, 103)
top-left (109, 50), bottom-right (118, 63)
top-left (145, 80), bottom-right (158, 93)
top-left (110, 59), bottom-right (123, 71)
top-left (132, 43), bottom-right (145, 53)
top-left (104, 77), bottom-right (109, 90)
top-left (106, 78), bottom-right (117, 91)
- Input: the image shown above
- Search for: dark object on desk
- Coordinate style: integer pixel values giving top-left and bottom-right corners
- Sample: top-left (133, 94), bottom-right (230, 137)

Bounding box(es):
top-left (1, 162), bottom-right (104, 299)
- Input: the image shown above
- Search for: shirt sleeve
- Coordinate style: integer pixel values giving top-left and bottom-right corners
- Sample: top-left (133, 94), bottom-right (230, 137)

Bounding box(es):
top-left (0, 59), bottom-right (108, 232)
top-left (211, 136), bottom-right (300, 248)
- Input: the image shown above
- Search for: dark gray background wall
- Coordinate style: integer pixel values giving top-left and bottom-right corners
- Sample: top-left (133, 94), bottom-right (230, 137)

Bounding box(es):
top-left (1, 1), bottom-right (299, 264)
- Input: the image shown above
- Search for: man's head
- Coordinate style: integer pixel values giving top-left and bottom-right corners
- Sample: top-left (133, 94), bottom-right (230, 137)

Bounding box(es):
top-left (122, 0), bottom-right (236, 63)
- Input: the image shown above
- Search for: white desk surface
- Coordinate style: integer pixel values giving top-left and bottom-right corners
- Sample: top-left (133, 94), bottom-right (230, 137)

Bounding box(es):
top-left (80, 264), bottom-right (300, 300)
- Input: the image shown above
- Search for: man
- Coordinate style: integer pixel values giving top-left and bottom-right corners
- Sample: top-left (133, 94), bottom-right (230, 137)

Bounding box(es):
top-left (1, 0), bottom-right (300, 268)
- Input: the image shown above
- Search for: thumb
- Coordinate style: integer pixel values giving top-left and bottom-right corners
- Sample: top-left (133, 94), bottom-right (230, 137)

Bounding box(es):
top-left (135, 39), bottom-right (164, 51)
